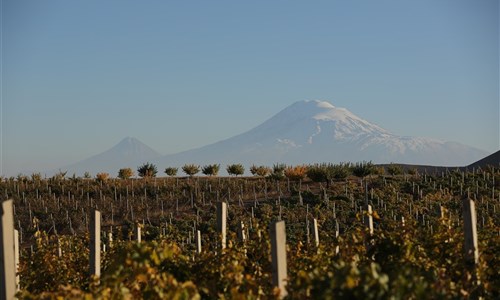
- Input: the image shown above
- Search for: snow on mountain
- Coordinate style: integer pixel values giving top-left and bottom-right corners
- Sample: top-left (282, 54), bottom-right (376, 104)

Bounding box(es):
top-left (56, 137), bottom-right (161, 176)
top-left (56, 100), bottom-right (489, 176)
top-left (156, 100), bottom-right (488, 170)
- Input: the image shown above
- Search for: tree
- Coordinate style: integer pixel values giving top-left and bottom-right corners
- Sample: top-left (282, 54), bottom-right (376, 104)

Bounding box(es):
top-left (96, 172), bottom-right (110, 182)
top-left (306, 164), bottom-right (331, 184)
top-left (202, 164), bottom-right (220, 176)
top-left (285, 165), bottom-right (308, 181)
top-left (250, 165), bottom-right (271, 177)
top-left (387, 164), bottom-right (403, 176)
top-left (164, 167), bottom-right (178, 177)
top-left (118, 168), bottom-right (134, 179)
top-left (331, 163), bottom-right (352, 180)
top-left (269, 163), bottom-right (287, 180)
top-left (352, 161), bottom-right (376, 178)
top-left (83, 172), bottom-right (92, 179)
top-left (182, 164), bottom-right (200, 177)
top-left (226, 164), bottom-right (245, 176)
top-left (137, 162), bottom-right (158, 178)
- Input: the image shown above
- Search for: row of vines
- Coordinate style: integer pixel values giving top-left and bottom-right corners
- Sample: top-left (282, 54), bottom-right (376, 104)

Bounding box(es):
top-left (1, 165), bottom-right (499, 299)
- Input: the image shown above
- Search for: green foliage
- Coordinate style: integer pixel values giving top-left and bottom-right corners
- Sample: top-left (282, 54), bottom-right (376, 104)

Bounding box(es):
top-left (226, 164), bottom-right (245, 176)
top-left (118, 168), bottom-right (134, 179)
top-left (137, 162), bottom-right (158, 178)
top-left (306, 164), bottom-right (331, 184)
top-left (201, 164), bottom-right (220, 176)
top-left (164, 167), bottom-right (178, 177)
top-left (352, 161), bottom-right (376, 178)
top-left (387, 163), bottom-right (403, 176)
top-left (269, 163), bottom-right (287, 180)
top-left (182, 164), bottom-right (200, 177)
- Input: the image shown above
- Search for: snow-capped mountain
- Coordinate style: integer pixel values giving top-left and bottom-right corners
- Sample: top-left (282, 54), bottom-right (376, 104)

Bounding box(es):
top-left (57, 137), bottom-right (161, 176)
top-left (156, 100), bottom-right (488, 169)
top-left (57, 100), bottom-right (489, 176)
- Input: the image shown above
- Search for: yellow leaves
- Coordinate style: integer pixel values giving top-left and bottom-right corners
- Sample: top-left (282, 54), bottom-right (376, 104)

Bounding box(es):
top-left (150, 249), bottom-right (160, 265)
top-left (346, 275), bottom-right (357, 289)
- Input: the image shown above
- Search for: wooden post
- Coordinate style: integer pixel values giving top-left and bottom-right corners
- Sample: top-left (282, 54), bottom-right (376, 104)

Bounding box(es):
top-left (217, 202), bottom-right (227, 250)
top-left (196, 230), bottom-right (202, 254)
top-left (1, 199), bottom-right (16, 300)
top-left (313, 218), bottom-right (319, 247)
top-left (462, 197), bottom-right (479, 265)
top-left (90, 210), bottom-right (101, 278)
top-left (270, 220), bottom-right (287, 299)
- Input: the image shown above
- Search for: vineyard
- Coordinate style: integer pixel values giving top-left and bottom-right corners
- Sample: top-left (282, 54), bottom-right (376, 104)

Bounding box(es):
top-left (1, 164), bottom-right (499, 299)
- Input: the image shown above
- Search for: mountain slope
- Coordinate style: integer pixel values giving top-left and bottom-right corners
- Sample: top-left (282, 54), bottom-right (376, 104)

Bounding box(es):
top-left (59, 137), bottom-right (161, 176)
top-left (156, 100), bottom-right (487, 169)
top-left (467, 150), bottom-right (500, 169)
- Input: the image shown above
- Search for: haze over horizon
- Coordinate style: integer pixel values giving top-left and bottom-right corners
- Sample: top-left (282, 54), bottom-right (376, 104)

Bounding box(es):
top-left (1, 0), bottom-right (499, 176)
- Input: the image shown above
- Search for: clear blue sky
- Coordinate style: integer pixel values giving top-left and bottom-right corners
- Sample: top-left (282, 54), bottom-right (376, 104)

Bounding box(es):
top-left (1, 0), bottom-right (499, 176)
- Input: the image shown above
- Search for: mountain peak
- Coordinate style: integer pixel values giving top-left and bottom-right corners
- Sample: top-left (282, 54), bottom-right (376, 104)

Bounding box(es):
top-left (112, 137), bottom-right (161, 156)
top-left (273, 100), bottom-right (390, 138)
top-left (117, 136), bottom-right (144, 147)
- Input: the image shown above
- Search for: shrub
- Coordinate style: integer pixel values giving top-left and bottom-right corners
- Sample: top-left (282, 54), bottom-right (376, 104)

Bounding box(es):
top-left (118, 168), bottom-right (134, 179)
top-left (202, 164), bottom-right (220, 176)
top-left (306, 164), bottom-right (331, 184)
top-left (387, 164), bottom-right (403, 176)
top-left (182, 164), bottom-right (200, 177)
top-left (96, 172), bottom-right (110, 182)
top-left (137, 162), bottom-right (158, 178)
top-left (164, 167), bottom-right (178, 177)
top-left (226, 164), bottom-right (245, 176)
top-left (250, 165), bottom-right (271, 177)
top-left (269, 163), bottom-right (287, 180)
top-left (352, 161), bottom-right (376, 178)
top-left (331, 163), bottom-right (352, 180)
top-left (285, 165), bottom-right (308, 181)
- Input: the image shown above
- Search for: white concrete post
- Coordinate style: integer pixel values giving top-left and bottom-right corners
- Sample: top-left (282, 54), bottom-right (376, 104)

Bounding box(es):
top-left (462, 197), bottom-right (479, 265)
top-left (364, 205), bottom-right (374, 235)
top-left (135, 224), bottom-right (141, 243)
top-left (313, 218), bottom-right (319, 247)
top-left (1, 199), bottom-right (16, 300)
top-left (14, 229), bottom-right (19, 291)
top-left (196, 230), bottom-right (202, 254)
top-left (270, 220), bottom-right (287, 299)
top-left (90, 210), bottom-right (101, 278)
top-left (238, 221), bottom-right (246, 242)
top-left (217, 202), bottom-right (227, 250)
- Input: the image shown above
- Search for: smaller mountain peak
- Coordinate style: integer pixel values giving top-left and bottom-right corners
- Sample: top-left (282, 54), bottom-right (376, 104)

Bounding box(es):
top-left (119, 136), bottom-right (141, 145)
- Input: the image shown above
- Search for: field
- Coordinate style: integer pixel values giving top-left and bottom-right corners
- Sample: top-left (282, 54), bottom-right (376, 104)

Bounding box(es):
top-left (1, 164), bottom-right (499, 299)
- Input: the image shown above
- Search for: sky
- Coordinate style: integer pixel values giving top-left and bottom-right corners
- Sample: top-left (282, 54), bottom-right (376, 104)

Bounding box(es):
top-left (1, 0), bottom-right (499, 176)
